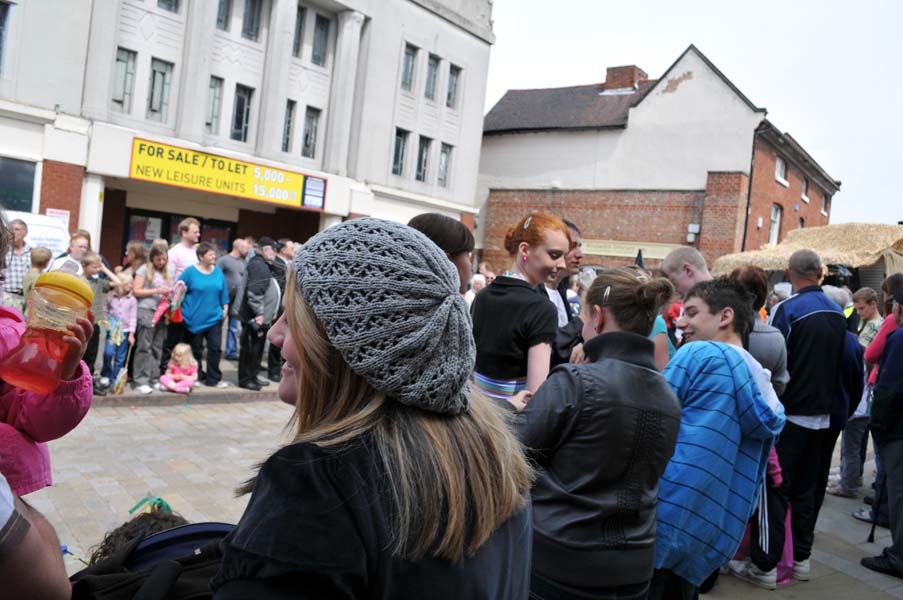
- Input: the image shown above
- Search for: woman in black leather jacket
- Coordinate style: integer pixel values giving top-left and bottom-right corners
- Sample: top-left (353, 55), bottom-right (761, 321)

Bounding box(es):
top-left (517, 268), bottom-right (682, 600)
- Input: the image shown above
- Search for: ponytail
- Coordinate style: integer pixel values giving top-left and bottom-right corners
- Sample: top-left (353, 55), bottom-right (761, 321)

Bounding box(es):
top-left (584, 268), bottom-right (674, 336)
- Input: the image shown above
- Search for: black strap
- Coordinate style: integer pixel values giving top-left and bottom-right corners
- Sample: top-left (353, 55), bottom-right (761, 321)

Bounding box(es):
top-left (133, 561), bottom-right (183, 600)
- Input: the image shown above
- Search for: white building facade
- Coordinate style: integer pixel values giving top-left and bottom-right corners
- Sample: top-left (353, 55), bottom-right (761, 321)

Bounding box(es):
top-left (0, 0), bottom-right (492, 258)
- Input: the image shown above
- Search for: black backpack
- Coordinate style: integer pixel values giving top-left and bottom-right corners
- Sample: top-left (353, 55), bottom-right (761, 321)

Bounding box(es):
top-left (70, 522), bottom-right (234, 600)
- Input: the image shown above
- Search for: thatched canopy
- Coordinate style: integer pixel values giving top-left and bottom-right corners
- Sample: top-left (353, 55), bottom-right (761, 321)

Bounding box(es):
top-left (712, 223), bottom-right (903, 275)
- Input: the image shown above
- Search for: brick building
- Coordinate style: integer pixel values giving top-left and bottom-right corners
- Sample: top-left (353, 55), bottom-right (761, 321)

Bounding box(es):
top-left (477, 45), bottom-right (841, 272)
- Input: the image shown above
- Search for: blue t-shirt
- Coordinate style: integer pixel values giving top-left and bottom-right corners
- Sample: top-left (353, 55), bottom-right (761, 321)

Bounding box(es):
top-left (178, 265), bottom-right (229, 334)
top-left (649, 315), bottom-right (676, 359)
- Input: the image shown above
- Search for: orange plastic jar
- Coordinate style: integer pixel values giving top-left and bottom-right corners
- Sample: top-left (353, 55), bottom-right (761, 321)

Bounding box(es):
top-left (0, 272), bottom-right (94, 393)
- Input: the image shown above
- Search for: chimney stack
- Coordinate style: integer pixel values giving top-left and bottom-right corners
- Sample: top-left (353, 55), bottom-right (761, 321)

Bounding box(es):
top-left (605, 65), bottom-right (648, 90)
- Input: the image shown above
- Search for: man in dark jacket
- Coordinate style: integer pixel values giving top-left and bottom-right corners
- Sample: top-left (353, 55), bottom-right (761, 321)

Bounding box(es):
top-left (539, 219), bottom-right (584, 366)
top-left (237, 237), bottom-right (280, 391)
top-left (862, 287), bottom-right (903, 579)
top-left (767, 249), bottom-right (847, 582)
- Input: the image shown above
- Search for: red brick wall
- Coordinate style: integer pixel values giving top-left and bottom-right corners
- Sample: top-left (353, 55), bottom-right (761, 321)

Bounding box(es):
top-left (460, 212), bottom-right (475, 232)
top-left (746, 138), bottom-right (832, 250)
top-left (698, 172), bottom-right (749, 261)
top-left (39, 160), bottom-right (84, 232)
top-left (482, 189), bottom-right (706, 273)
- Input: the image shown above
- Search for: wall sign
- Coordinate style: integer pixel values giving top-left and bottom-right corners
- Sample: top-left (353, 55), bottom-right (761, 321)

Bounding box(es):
top-left (582, 239), bottom-right (684, 260)
top-left (128, 138), bottom-right (327, 211)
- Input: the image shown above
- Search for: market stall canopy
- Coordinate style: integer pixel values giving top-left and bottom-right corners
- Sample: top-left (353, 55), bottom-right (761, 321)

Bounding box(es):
top-left (712, 223), bottom-right (903, 275)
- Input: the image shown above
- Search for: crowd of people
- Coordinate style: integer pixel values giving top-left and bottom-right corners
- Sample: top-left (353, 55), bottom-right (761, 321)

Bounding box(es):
top-left (1, 210), bottom-right (902, 599)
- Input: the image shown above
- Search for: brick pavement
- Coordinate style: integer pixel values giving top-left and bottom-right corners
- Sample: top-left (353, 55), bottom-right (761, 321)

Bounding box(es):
top-left (23, 400), bottom-right (903, 596)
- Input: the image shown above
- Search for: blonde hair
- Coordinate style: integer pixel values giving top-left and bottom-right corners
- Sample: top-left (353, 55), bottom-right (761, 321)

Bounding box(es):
top-left (114, 272), bottom-right (133, 294)
top-left (146, 240), bottom-right (171, 283)
top-left (584, 268), bottom-right (674, 336)
top-left (80, 250), bottom-right (101, 268)
top-left (241, 274), bottom-right (533, 563)
top-left (30, 247), bottom-right (52, 269)
top-left (171, 343), bottom-right (196, 368)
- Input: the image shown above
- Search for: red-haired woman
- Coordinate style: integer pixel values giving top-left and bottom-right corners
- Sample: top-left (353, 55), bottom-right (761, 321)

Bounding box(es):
top-left (471, 213), bottom-right (570, 407)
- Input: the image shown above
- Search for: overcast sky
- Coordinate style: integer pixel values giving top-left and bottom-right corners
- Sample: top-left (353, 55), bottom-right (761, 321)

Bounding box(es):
top-left (484, 0), bottom-right (902, 225)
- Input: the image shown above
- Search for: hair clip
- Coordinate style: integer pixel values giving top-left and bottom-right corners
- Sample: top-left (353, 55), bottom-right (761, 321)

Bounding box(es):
top-left (523, 215), bottom-right (532, 230)
top-left (603, 285), bottom-right (611, 304)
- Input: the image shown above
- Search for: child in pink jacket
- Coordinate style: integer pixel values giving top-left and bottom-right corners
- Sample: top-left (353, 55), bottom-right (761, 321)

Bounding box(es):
top-left (0, 305), bottom-right (94, 496)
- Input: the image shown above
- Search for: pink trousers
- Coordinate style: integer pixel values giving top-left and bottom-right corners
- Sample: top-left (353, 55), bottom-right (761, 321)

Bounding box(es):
top-left (160, 374), bottom-right (195, 394)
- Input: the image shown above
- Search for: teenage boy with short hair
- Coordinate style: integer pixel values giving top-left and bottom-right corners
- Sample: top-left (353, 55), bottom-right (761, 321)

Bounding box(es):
top-left (649, 279), bottom-right (786, 598)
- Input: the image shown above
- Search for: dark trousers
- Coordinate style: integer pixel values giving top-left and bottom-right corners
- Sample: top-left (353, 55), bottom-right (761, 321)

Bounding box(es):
top-left (814, 427), bottom-right (843, 517)
top-left (529, 572), bottom-right (649, 600)
top-left (190, 322), bottom-right (223, 385)
top-left (160, 320), bottom-right (187, 374)
top-left (771, 422), bottom-right (833, 562)
top-left (646, 569), bottom-right (698, 600)
top-left (882, 440), bottom-right (903, 571)
top-left (84, 323), bottom-right (101, 376)
top-left (238, 322), bottom-right (267, 387)
top-left (750, 482), bottom-right (787, 572)
top-left (267, 341), bottom-right (283, 379)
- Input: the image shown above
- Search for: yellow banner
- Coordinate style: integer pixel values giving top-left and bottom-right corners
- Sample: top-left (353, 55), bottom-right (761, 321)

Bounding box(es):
top-left (128, 138), bottom-right (326, 210)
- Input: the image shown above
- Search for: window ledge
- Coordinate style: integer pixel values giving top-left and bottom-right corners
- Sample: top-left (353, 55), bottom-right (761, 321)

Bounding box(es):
top-left (801, 195), bottom-right (810, 203)
top-left (820, 210), bottom-right (828, 217)
top-left (775, 176), bottom-right (789, 188)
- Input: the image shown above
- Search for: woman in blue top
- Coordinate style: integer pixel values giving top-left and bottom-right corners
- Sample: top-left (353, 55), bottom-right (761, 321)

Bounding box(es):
top-left (178, 242), bottom-right (229, 387)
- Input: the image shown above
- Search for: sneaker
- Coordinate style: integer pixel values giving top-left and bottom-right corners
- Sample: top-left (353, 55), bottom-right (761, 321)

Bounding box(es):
top-left (136, 384), bottom-right (153, 394)
top-left (99, 377), bottom-right (110, 387)
top-left (827, 483), bottom-right (858, 498)
top-left (93, 384), bottom-right (107, 397)
top-left (152, 382), bottom-right (163, 391)
top-left (853, 507), bottom-right (889, 528)
top-left (792, 558), bottom-right (810, 581)
top-left (861, 555), bottom-right (903, 579)
top-left (730, 560), bottom-right (777, 590)
top-left (214, 381), bottom-right (229, 388)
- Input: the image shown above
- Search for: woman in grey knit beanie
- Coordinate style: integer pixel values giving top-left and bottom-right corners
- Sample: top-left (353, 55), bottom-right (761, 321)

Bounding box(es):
top-left (213, 218), bottom-right (534, 599)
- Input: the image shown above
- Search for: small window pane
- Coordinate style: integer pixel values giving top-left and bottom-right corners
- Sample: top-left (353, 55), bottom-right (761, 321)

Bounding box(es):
top-left (302, 106), bottom-right (320, 158)
top-left (775, 157), bottom-right (787, 181)
top-left (112, 47), bottom-right (137, 112)
top-left (438, 143), bottom-right (452, 188)
top-left (216, 0), bottom-right (231, 30)
top-left (446, 65), bottom-right (461, 108)
top-left (802, 178), bottom-right (809, 198)
top-left (416, 136), bottom-right (431, 182)
top-left (206, 76), bottom-right (224, 134)
top-left (158, 0), bottom-right (179, 13)
top-left (0, 157), bottom-right (36, 213)
top-left (769, 204), bottom-right (782, 245)
top-left (231, 84), bottom-right (254, 142)
top-left (312, 15), bottom-right (329, 66)
top-left (425, 54), bottom-right (440, 100)
top-left (146, 58), bottom-right (174, 122)
top-left (401, 44), bottom-right (417, 91)
top-left (242, 0), bottom-right (262, 41)
top-left (0, 4), bottom-right (9, 76)
top-left (292, 6), bottom-right (305, 58)
top-left (282, 100), bottom-right (296, 153)
top-left (392, 128), bottom-right (408, 176)
top-left (822, 195), bottom-right (830, 213)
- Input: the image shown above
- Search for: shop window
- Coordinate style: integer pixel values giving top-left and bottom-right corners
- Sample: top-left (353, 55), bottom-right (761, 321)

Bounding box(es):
top-left (0, 3), bottom-right (11, 76)
top-left (206, 76), bottom-right (224, 135)
top-left (392, 128), bottom-right (408, 176)
top-left (0, 157), bottom-right (35, 213)
top-left (311, 14), bottom-right (329, 66)
top-left (292, 5), bottom-right (305, 58)
top-left (216, 0), bottom-right (231, 30)
top-left (416, 136), bottom-right (432, 182)
top-left (438, 143), bottom-right (453, 188)
top-left (446, 64), bottom-right (461, 109)
top-left (282, 100), bottom-right (296, 153)
top-left (231, 84), bottom-right (254, 142)
top-left (242, 0), bottom-right (262, 41)
top-left (302, 106), bottom-right (320, 158)
top-left (769, 204), bottom-right (782, 245)
top-left (401, 44), bottom-right (417, 91)
top-left (425, 54), bottom-right (440, 100)
top-left (146, 58), bottom-right (174, 122)
top-left (158, 0), bottom-right (178, 13)
top-left (112, 47), bottom-right (137, 113)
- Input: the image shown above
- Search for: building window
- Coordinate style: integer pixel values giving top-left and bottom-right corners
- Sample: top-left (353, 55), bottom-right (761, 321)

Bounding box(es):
top-left (157, 0), bottom-right (178, 13)
top-left (446, 64), bottom-right (461, 108)
top-left (401, 44), bottom-right (417, 91)
top-left (205, 76), bottom-right (224, 134)
top-left (392, 128), bottom-right (408, 176)
top-left (292, 6), bottom-right (305, 58)
top-left (216, 0), bottom-right (231, 30)
top-left (799, 217), bottom-right (805, 229)
top-left (425, 54), bottom-right (440, 100)
top-left (801, 177), bottom-right (809, 202)
top-left (416, 136), bottom-right (432, 182)
top-left (0, 2), bottom-right (10, 75)
top-left (0, 157), bottom-right (36, 213)
top-left (769, 204), bottom-right (782, 245)
top-left (822, 195), bottom-right (830, 215)
top-left (282, 100), bottom-right (296, 152)
top-left (231, 84), bottom-right (254, 142)
top-left (311, 14), bottom-right (329, 66)
top-left (242, 0), bottom-right (262, 41)
top-left (112, 47), bottom-right (137, 113)
top-left (302, 106), bottom-right (320, 158)
top-left (146, 58), bottom-right (174, 122)
top-left (438, 143), bottom-right (452, 188)
top-left (775, 156), bottom-right (788, 185)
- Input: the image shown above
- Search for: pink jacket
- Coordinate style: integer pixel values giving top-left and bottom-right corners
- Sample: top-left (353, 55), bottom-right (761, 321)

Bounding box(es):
top-left (0, 306), bottom-right (93, 496)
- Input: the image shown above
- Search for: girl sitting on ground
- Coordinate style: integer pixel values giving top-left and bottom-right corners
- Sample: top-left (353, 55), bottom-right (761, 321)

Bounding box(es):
top-left (159, 343), bottom-right (198, 394)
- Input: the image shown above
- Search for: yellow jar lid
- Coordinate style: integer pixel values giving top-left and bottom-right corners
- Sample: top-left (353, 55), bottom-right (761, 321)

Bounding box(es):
top-left (35, 272), bottom-right (94, 306)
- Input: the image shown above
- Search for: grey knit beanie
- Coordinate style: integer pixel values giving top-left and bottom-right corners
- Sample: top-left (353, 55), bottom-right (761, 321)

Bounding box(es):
top-left (294, 218), bottom-right (475, 415)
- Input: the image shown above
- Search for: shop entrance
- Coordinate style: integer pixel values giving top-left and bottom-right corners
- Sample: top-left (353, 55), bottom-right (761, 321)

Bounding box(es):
top-left (125, 208), bottom-right (237, 255)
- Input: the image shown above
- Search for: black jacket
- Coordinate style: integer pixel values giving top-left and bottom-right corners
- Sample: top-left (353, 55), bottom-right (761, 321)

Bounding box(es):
top-left (536, 277), bottom-right (584, 367)
top-left (238, 254), bottom-right (279, 325)
top-left (870, 328), bottom-right (903, 444)
top-left (516, 331), bottom-right (681, 590)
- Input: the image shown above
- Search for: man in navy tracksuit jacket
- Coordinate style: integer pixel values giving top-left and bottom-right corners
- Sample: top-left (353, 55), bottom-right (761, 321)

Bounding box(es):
top-left (768, 249), bottom-right (846, 581)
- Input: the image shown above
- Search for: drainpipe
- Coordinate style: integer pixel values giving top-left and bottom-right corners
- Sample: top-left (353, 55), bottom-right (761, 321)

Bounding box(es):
top-left (741, 121), bottom-right (767, 252)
